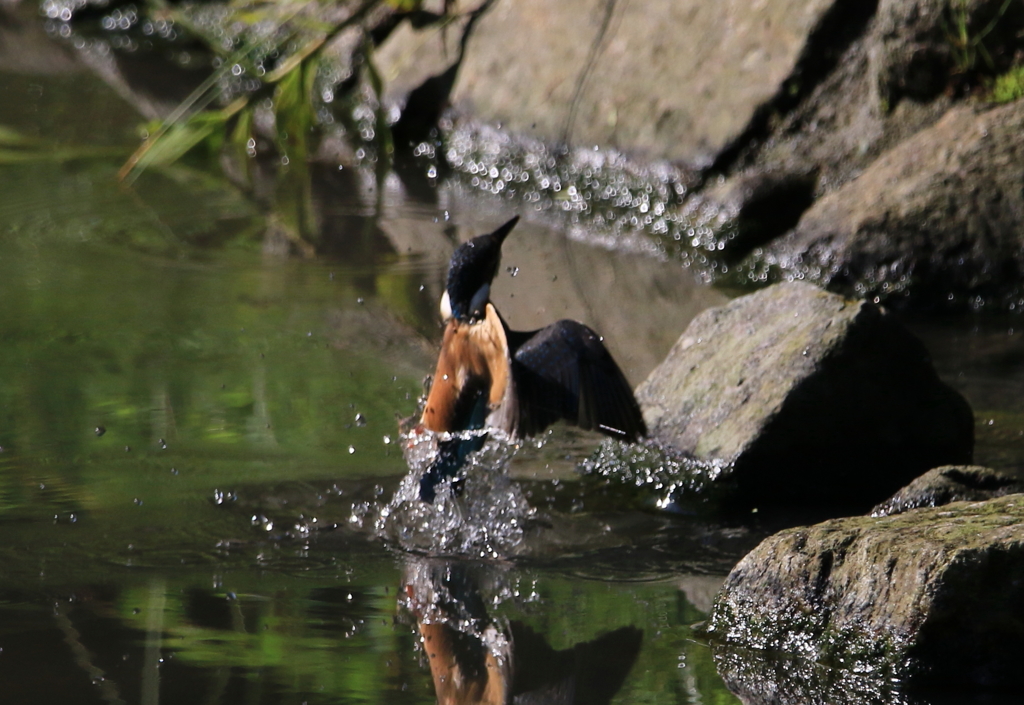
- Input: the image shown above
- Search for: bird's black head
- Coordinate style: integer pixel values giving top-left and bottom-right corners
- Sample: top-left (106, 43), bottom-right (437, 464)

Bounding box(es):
top-left (441, 216), bottom-right (519, 322)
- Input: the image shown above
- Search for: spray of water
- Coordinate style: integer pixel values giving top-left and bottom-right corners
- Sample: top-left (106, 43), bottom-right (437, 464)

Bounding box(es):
top-left (352, 428), bottom-right (536, 559)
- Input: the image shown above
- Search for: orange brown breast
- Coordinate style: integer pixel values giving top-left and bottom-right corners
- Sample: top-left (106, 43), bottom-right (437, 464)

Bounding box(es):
top-left (420, 303), bottom-right (513, 434)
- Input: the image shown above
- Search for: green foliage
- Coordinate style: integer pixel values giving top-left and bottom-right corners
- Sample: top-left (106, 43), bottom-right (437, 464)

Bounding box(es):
top-left (944, 0), bottom-right (1015, 75)
top-left (121, 99), bottom-right (247, 178)
top-left (989, 63), bottom-right (1024, 102)
top-left (117, 0), bottom-right (436, 185)
top-left (386, 0), bottom-right (422, 10)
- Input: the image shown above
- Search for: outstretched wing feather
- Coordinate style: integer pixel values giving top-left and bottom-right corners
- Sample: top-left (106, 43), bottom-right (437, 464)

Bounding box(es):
top-left (509, 321), bottom-right (645, 441)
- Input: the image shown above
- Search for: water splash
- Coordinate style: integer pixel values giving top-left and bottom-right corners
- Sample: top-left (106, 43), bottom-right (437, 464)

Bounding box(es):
top-left (355, 428), bottom-right (535, 559)
top-left (579, 438), bottom-right (730, 513)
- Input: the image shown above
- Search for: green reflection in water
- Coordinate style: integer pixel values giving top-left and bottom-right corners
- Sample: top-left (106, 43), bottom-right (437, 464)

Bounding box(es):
top-left (0, 157), bottom-right (432, 583)
top-left (0, 558), bottom-right (738, 705)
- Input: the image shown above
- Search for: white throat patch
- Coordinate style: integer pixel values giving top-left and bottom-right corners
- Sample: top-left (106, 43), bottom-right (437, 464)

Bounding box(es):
top-left (439, 290), bottom-right (453, 321)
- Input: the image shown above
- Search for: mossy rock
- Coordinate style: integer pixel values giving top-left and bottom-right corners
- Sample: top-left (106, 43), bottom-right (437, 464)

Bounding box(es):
top-left (703, 494), bottom-right (1024, 687)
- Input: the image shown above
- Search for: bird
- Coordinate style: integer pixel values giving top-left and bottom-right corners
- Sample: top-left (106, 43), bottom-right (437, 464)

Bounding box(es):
top-left (416, 216), bottom-right (646, 501)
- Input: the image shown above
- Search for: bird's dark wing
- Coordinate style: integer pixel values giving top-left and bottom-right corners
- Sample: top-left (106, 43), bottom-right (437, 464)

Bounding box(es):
top-left (507, 320), bottom-right (646, 442)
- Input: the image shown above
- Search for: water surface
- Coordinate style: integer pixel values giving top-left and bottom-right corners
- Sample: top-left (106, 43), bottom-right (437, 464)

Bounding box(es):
top-left (1, 12), bottom-right (1023, 705)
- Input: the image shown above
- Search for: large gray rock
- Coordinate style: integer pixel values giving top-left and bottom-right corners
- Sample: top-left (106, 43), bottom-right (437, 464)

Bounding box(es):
top-left (451, 0), bottom-right (840, 167)
top-left (702, 494), bottom-right (1024, 687)
top-left (688, 0), bottom-right (1024, 260)
top-left (760, 100), bottom-right (1024, 309)
top-left (871, 464), bottom-right (1023, 517)
top-left (635, 282), bottom-right (973, 510)
top-left (724, 0), bottom-right (1024, 189)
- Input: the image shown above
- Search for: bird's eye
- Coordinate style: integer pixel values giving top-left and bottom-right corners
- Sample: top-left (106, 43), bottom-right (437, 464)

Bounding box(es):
top-left (469, 283), bottom-right (490, 319)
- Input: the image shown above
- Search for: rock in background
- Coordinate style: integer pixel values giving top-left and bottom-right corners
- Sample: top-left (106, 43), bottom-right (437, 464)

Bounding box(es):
top-left (635, 281), bottom-right (974, 511)
top-left (871, 464), bottom-right (1023, 516)
top-left (759, 99), bottom-right (1024, 309)
top-left (385, 0), bottom-right (1024, 311)
top-left (451, 0), bottom-right (844, 168)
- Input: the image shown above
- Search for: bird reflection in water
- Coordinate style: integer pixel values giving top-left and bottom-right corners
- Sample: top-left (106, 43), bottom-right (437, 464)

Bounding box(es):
top-left (399, 559), bottom-right (643, 705)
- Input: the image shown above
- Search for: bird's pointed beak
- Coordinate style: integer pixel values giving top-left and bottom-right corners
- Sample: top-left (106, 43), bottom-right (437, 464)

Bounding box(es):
top-left (490, 215), bottom-right (520, 245)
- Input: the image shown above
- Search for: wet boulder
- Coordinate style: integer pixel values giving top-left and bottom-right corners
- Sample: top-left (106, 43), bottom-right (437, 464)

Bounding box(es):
top-left (761, 100), bottom-right (1024, 310)
top-left (871, 465), bottom-right (1023, 517)
top-left (702, 494), bottom-right (1024, 687)
top-left (451, 0), bottom-right (843, 167)
top-left (635, 281), bottom-right (973, 512)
